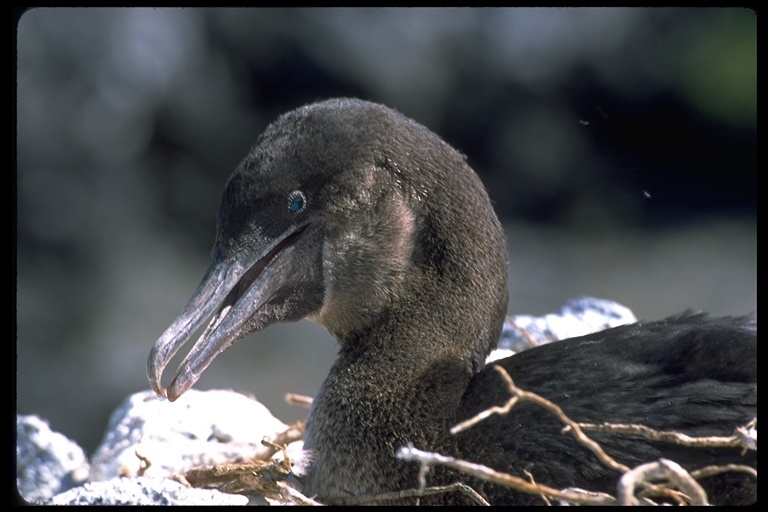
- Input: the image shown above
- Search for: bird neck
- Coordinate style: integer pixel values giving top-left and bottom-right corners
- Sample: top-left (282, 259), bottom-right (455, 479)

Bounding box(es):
top-left (302, 323), bottom-right (470, 502)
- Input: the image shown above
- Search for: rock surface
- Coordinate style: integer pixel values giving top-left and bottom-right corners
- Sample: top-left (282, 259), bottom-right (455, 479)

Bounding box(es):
top-left (17, 389), bottom-right (297, 505)
top-left (490, 296), bottom-right (636, 360)
top-left (48, 477), bottom-right (250, 505)
top-left (16, 415), bottom-right (90, 503)
top-left (89, 388), bottom-right (290, 482)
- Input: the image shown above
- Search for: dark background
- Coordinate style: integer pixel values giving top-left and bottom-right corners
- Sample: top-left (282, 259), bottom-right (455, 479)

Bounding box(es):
top-left (16, 8), bottom-right (756, 456)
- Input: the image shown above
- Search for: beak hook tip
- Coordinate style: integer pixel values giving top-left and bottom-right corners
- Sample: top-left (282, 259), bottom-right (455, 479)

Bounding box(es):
top-left (149, 380), bottom-right (168, 399)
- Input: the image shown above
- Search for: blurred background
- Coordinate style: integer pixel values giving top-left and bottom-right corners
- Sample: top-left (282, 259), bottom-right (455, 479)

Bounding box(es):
top-left (16, 8), bottom-right (755, 456)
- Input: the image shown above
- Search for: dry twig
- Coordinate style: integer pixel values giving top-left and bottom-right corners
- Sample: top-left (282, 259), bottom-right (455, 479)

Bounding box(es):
top-left (134, 449), bottom-right (151, 477)
top-left (578, 418), bottom-right (757, 452)
top-left (178, 423), bottom-right (315, 504)
top-left (618, 459), bottom-right (707, 506)
top-left (397, 445), bottom-right (617, 505)
top-left (260, 421), bottom-right (306, 459)
top-left (332, 482), bottom-right (491, 506)
top-left (285, 392), bottom-right (314, 408)
top-left (505, 315), bottom-right (540, 348)
top-left (691, 463), bottom-right (758, 480)
top-left (182, 438), bottom-right (294, 496)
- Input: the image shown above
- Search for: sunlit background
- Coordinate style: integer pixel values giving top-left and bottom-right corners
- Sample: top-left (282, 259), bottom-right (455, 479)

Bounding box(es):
top-left (16, 8), bottom-right (755, 456)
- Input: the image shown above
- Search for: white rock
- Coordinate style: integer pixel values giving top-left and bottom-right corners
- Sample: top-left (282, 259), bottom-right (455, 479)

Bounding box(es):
top-left (492, 296), bottom-right (637, 358)
top-left (89, 389), bottom-right (289, 482)
top-left (48, 477), bottom-right (249, 505)
top-left (16, 415), bottom-right (90, 503)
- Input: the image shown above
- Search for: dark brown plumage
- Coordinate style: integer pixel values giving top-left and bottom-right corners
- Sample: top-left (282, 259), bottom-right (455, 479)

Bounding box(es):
top-left (148, 98), bottom-right (756, 505)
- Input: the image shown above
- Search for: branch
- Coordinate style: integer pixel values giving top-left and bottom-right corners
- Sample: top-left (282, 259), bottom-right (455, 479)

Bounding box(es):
top-left (578, 417), bottom-right (757, 453)
top-left (332, 481), bottom-right (491, 506)
top-left (259, 420), bottom-right (306, 459)
top-left (397, 445), bottom-right (617, 505)
top-left (285, 392), bottom-right (313, 408)
top-left (505, 315), bottom-right (540, 348)
top-left (618, 459), bottom-right (707, 506)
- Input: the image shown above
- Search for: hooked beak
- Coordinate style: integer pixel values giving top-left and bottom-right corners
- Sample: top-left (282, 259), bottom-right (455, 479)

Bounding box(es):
top-left (147, 226), bottom-right (318, 401)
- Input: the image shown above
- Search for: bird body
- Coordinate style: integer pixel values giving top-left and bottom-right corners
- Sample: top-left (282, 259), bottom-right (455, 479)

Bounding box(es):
top-left (148, 98), bottom-right (756, 505)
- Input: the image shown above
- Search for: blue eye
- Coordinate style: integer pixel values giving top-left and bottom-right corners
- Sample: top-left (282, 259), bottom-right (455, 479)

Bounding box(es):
top-left (287, 190), bottom-right (306, 214)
